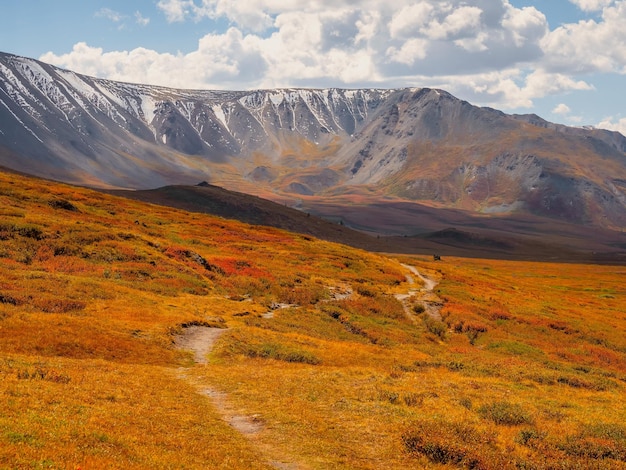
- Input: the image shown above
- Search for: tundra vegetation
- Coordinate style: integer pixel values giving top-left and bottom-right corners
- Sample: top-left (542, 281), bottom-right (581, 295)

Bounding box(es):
top-left (0, 169), bottom-right (625, 469)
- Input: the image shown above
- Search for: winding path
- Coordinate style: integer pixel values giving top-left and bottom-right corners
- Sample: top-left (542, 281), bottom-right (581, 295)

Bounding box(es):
top-left (395, 264), bottom-right (443, 322)
top-left (174, 327), bottom-right (305, 470)
top-left (174, 264), bottom-right (441, 468)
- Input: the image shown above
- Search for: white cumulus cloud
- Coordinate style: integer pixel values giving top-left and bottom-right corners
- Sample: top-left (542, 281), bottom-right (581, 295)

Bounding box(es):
top-left (40, 38), bottom-right (265, 89)
top-left (553, 103), bottom-right (572, 115)
top-left (95, 8), bottom-right (125, 23)
top-left (38, 0), bottom-right (625, 116)
top-left (542, 1), bottom-right (626, 74)
top-left (156, 0), bottom-right (193, 22)
top-left (388, 3), bottom-right (434, 39)
top-left (597, 116), bottom-right (626, 134)
top-left (569, 0), bottom-right (614, 12)
top-left (423, 6), bottom-right (483, 41)
top-left (135, 12), bottom-right (150, 26)
top-left (503, 6), bottom-right (548, 47)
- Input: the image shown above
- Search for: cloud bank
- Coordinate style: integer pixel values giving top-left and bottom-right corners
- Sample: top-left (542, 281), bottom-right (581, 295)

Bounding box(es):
top-left (41, 0), bottom-right (625, 122)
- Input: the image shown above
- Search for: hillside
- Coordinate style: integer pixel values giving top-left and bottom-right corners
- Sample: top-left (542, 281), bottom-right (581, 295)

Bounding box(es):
top-left (109, 182), bottom-right (626, 264)
top-left (1, 169), bottom-right (626, 468)
top-left (2, 51), bottom-right (626, 232)
top-left (106, 182), bottom-right (385, 249)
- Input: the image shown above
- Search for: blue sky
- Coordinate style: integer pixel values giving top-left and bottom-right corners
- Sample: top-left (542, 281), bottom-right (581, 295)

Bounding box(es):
top-left (2, 0), bottom-right (625, 134)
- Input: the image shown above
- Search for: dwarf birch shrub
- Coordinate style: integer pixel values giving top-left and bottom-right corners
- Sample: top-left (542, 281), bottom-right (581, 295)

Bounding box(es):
top-left (478, 401), bottom-right (533, 426)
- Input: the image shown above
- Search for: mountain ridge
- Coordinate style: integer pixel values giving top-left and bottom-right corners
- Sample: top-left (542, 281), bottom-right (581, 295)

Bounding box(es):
top-left (1, 51), bottom-right (626, 231)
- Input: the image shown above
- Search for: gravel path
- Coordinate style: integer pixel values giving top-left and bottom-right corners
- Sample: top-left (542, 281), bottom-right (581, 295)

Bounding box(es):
top-left (395, 264), bottom-right (443, 322)
top-left (174, 326), bottom-right (225, 364)
top-left (175, 326), bottom-right (307, 469)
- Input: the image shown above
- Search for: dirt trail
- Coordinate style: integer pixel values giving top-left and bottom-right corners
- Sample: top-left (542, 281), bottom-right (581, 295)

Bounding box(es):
top-left (173, 266), bottom-right (440, 468)
top-left (395, 264), bottom-right (443, 322)
top-left (262, 302), bottom-right (299, 319)
top-left (174, 326), bottom-right (225, 364)
top-left (175, 326), bottom-right (306, 470)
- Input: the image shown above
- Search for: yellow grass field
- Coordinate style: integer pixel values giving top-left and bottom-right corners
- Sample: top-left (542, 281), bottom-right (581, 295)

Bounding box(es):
top-left (1, 169), bottom-right (625, 469)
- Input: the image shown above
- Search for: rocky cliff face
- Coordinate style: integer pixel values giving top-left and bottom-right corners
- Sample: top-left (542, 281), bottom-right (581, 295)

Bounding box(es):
top-left (0, 52), bottom-right (398, 186)
top-left (1, 52), bottom-right (626, 228)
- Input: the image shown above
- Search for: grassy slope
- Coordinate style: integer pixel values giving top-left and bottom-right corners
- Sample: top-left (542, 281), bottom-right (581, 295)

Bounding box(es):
top-left (1, 169), bottom-right (625, 469)
top-left (110, 185), bottom-right (626, 264)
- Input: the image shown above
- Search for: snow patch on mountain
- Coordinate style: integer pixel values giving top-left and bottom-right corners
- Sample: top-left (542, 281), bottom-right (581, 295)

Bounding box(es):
top-left (140, 94), bottom-right (159, 125)
top-left (211, 104), bottom-right (228, 129)
top-left (13, 58), bottom-right (72, 118)
top-left (0, 95), bottom-right (44, 143)
top-left (0, 61), bottom-right (46, 119)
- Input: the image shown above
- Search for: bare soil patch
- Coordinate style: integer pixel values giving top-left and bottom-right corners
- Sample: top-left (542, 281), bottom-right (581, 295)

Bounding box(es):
top-left (174, 326), bottom-right (225, 364)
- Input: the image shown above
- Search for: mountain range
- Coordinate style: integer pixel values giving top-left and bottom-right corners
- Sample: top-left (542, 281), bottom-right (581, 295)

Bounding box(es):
top-left (1, 51), bottom-right (625, 258)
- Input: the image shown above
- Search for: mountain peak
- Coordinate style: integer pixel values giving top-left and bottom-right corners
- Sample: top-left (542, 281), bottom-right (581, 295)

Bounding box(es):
top-left (1, 51), bottom-right (626, 229)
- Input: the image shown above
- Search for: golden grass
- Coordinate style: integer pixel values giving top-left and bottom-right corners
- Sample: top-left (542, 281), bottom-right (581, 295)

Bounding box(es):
top-left (198, 257), bottom-right (626, 469)
top-left (1, 169), bottom-right (625, 468)
top-left (0, 354), bottom-right (277, 469)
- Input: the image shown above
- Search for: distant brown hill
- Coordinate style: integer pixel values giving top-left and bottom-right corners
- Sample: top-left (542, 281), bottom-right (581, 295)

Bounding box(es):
top-left (109, 183), bottom-right (626, 265)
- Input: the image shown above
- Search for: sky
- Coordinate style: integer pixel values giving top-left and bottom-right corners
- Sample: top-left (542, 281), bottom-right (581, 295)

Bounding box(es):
top-left (1, 0), bottom-right (625, 134)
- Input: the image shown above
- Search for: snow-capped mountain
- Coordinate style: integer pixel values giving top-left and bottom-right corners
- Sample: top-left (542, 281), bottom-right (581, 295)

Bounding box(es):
top-left (0, 51), bottom-right (394, 186)
top-left (1, 51), bottom-right (626, 229)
